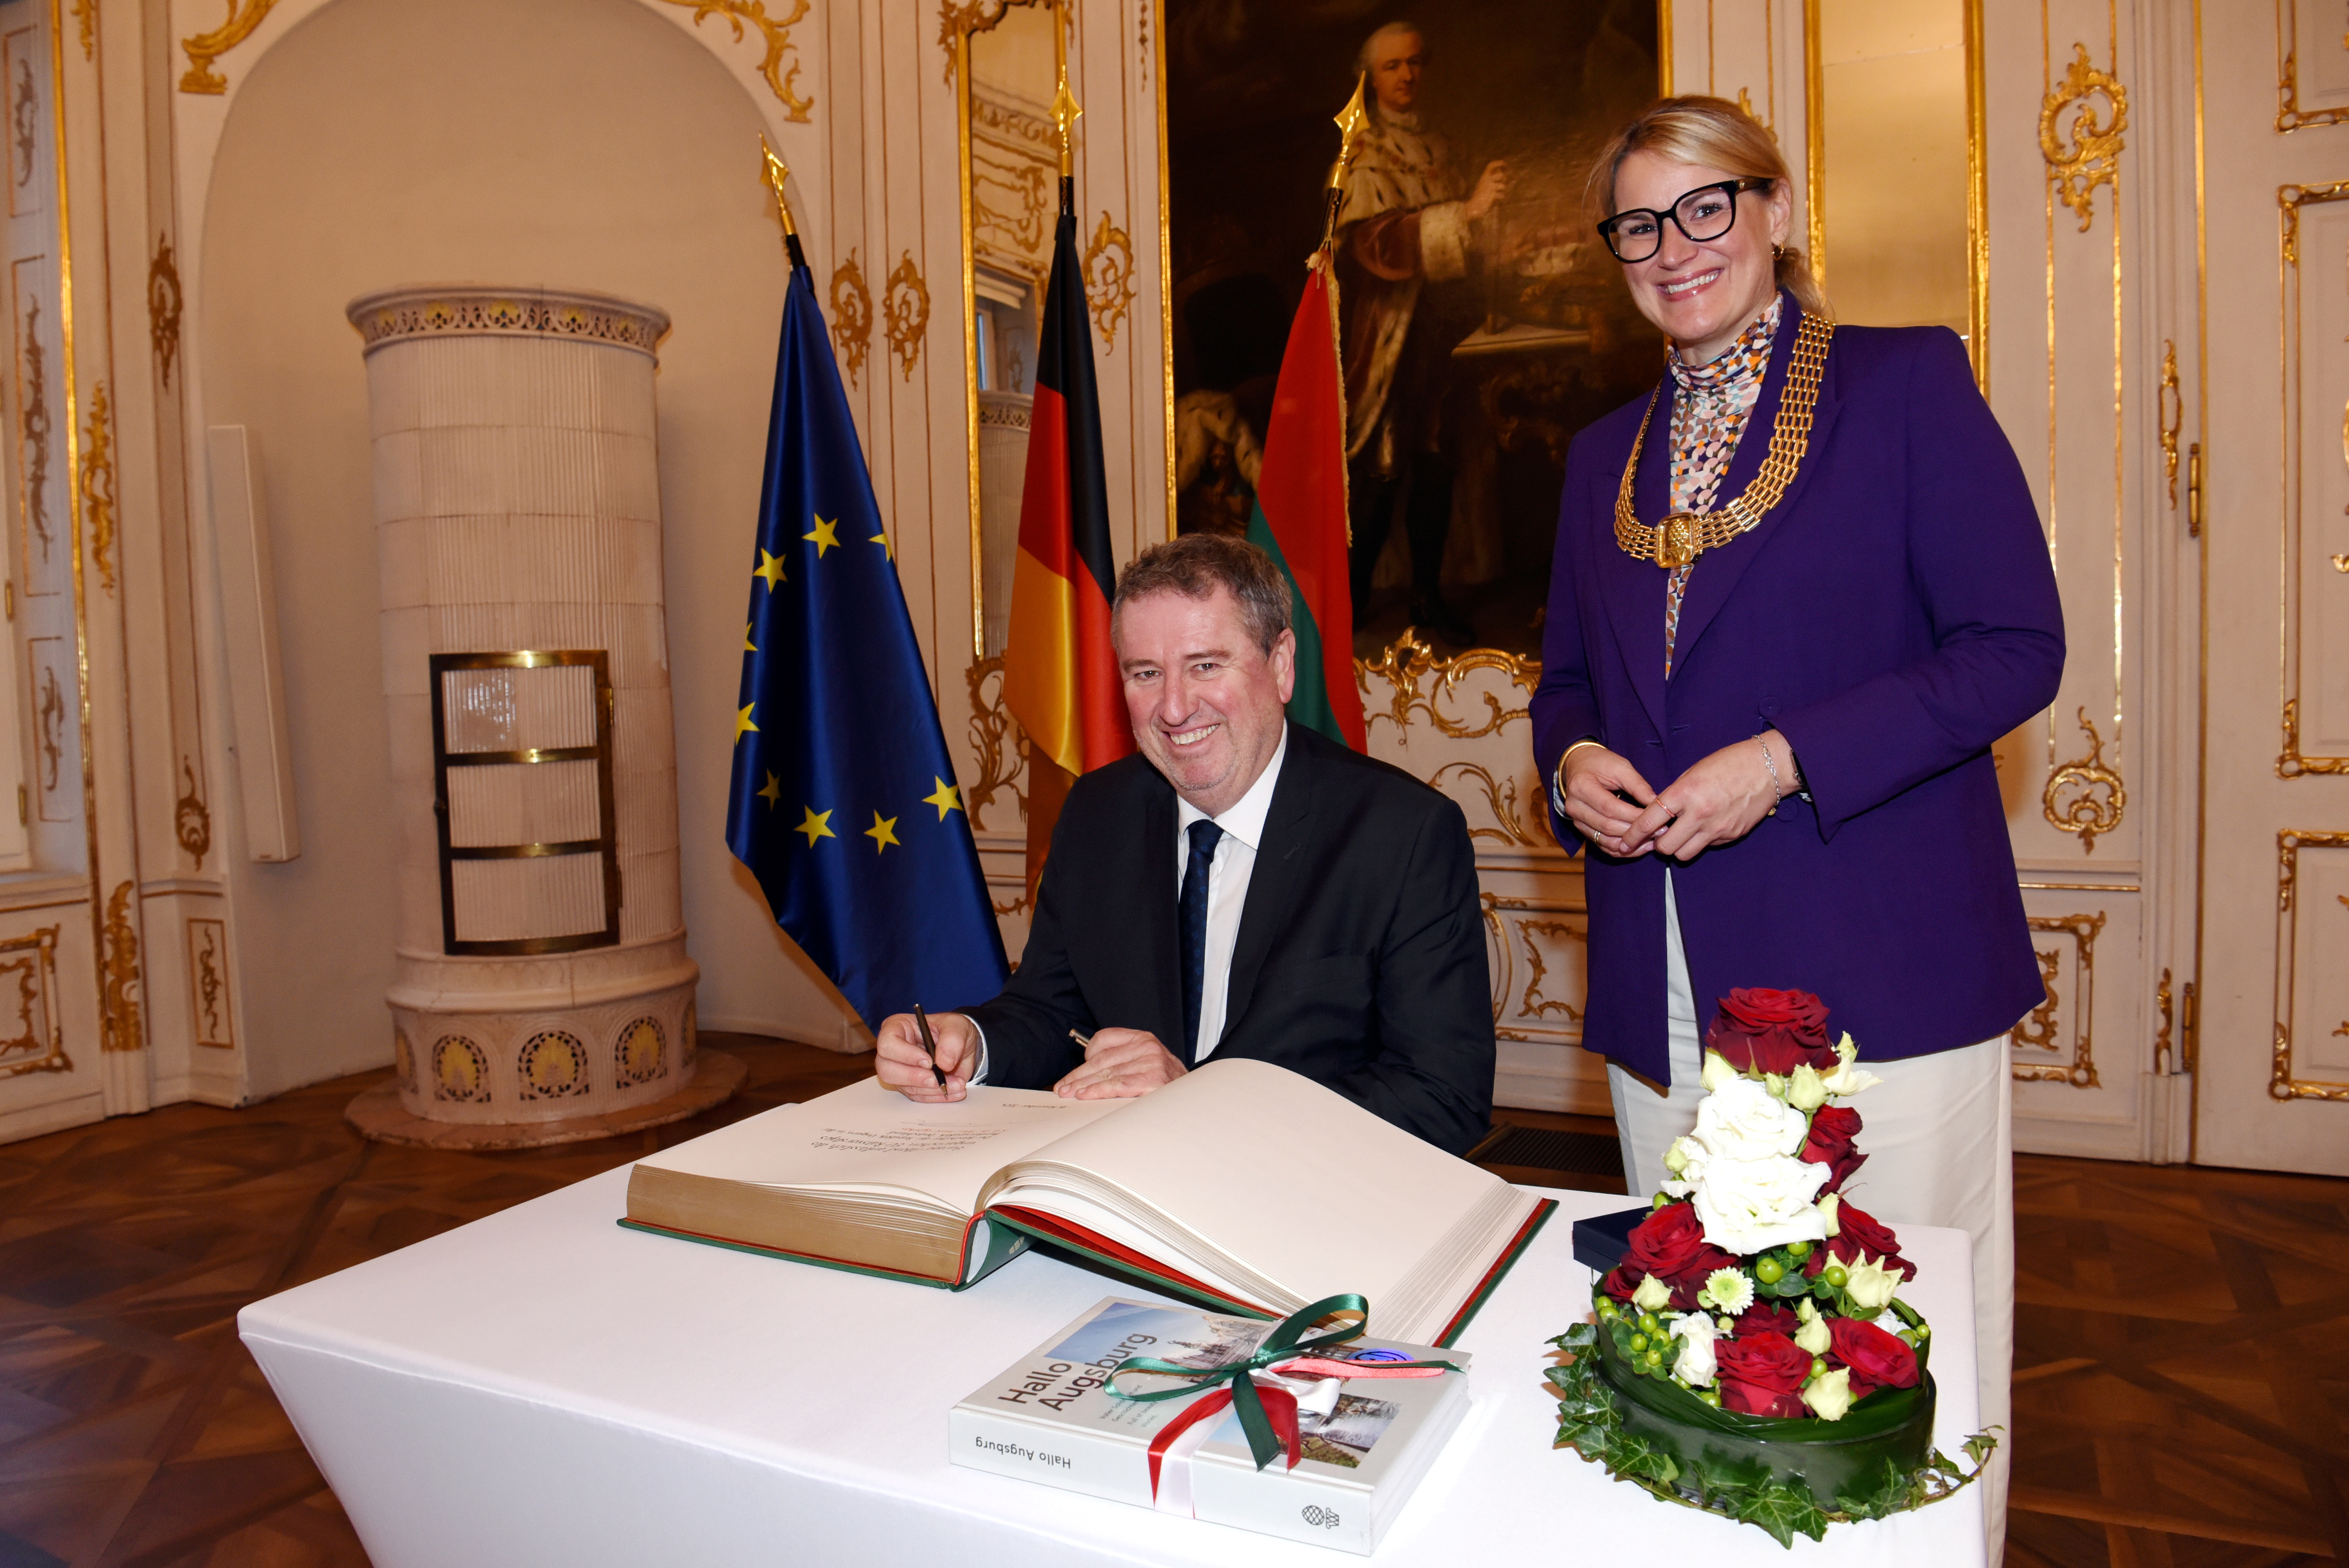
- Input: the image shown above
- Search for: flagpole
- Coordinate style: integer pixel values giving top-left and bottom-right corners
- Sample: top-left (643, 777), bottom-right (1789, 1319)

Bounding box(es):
top-left (761, 135), bottom-right (809, 272)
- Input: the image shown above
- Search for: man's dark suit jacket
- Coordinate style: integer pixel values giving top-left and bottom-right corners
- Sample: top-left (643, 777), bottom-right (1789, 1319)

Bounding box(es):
top-left (962, 722), bottom-right (1494, 1155)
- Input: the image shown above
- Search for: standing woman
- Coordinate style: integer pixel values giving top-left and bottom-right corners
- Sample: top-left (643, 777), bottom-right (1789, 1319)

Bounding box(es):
top-left (1530, 97), bottom-right (2060, 1553)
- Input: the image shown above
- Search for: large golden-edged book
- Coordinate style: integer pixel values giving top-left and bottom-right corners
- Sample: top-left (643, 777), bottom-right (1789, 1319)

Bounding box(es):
top-left (622, 1058), bottom-right (1553, 1347)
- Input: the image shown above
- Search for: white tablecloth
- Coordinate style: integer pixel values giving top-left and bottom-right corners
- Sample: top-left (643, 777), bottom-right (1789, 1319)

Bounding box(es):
top-left (239, 1159), bottom-right (1984, 1566)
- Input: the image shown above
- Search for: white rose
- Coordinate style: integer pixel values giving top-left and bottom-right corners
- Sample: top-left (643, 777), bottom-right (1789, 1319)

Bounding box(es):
top-left (1786, 1063), bottom-right (1829, 1112)
top-left (1690, 1077), bottom-right (1811, 1161)
top-left (1631, 1272), bottom-right (1674, 1313)
top-left (1801, 1366), bottom-right (1854, 1422)
top-left (1836, 1032), bottom-right (1857, 1064)
top-left (1701, 1050), bottom-right (1740, 1093)
top-left (1690, 1152), bottom-right (1832, 1255)
top-left (1668, 1312), bottom-right (1718, 1388)
top-left (1843, 1253), bottom-right (1905, 1311)
top-left (1794, 1299), bottom-right (1832, 1354)
top-left (1818, 1192), bottom-right (1841, 1237)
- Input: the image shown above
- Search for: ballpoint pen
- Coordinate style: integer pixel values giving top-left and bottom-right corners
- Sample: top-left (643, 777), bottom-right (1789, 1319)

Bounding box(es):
top-left (911, 1003), bottom-right (949, 1089)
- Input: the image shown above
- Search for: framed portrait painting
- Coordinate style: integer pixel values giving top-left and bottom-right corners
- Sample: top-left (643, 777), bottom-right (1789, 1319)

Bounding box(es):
top-left (1164, 1), bottom-right (1668, 658)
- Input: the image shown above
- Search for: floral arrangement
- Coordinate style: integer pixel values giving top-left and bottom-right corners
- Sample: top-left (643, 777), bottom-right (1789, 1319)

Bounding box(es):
top-left (1546, 989), bottom-right (1995, 1547)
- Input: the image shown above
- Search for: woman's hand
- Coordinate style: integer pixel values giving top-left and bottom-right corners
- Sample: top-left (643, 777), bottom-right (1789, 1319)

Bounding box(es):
top-left (1622, 729), bottom-right (1801, 861)
top-left (1559, 743), bottom-right (1665, 858)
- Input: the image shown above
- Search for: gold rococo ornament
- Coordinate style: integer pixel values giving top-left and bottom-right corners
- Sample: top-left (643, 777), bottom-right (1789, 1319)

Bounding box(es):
top-left (1612, 313), bottom-right (1834, 569)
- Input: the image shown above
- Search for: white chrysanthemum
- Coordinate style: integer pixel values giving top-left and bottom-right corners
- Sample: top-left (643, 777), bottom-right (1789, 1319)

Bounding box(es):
top-left (1697, 1267), bottom-right (1754, 1315)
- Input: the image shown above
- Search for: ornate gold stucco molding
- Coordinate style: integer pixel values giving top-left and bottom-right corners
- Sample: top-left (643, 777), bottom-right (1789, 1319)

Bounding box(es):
top-left (148, 237), bottom-right (182, 391)
top-left (179, 0), bottom-right (278, 94)
top-left (963, 654), bottom-right (1027, 834)
top-left (346, 287), bottom-right (670, 357)
top-left (884, 251), bottom-right (930, 382)
top-left (0, 924), bottom-right (64, 1079)
top-left (829, 250), bottom-right (873, 387)
top-left (1083, 210), bottom-right (1135, 351)
top-left (176, 758), bottom-right (212, 869)
top-left (2039, 43), bottom-right (2126, 233)
top-left (1356, 629), bottom-right (1539, 740)
top-left (2044, 706), bottom-right (2124, 853)
top-left (2010, 911), bottom-right (2103, 1087)
top-left (80, 381), bottom-right (115, 594)
top-left (99, 881), bottom-right (143, 1054)
top-left (2270, 830), bottom-right (2349, 1101)
top-left (653, 0), bottom-right (814, 121)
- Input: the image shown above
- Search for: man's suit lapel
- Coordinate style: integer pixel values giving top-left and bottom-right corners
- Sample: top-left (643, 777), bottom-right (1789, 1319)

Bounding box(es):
top-left (1598, 378), bottom-right (1674, 737)
top-left (1666, 302), bottom-right (1845, 675)
top-left (1135, 776), bottom-right (1184, 1047)
top-left (1219, 727), bottom-right (1316, 1040)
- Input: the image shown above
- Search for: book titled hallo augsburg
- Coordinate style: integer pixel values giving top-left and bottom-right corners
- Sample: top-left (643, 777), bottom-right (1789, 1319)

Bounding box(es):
top-left (950, 1296), bottom-right (1474, 1554)
top-left (622, 1059), bottom-right (1553, 1347)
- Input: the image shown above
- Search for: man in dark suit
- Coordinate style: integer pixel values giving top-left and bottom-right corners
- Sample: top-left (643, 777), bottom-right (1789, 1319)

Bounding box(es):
top-left (873, 535), bottom-right (1494, 1154)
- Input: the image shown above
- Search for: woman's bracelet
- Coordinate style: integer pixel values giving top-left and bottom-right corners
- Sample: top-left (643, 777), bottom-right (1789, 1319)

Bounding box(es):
top-left (1552, 739), bottom-right (1605, 816)
top-left (1756, 738), bottom-right (1785, 816)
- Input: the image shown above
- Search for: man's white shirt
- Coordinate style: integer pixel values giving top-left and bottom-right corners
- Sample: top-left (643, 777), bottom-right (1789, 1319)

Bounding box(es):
top-left (966, 731), bottom-right (1288, 1082)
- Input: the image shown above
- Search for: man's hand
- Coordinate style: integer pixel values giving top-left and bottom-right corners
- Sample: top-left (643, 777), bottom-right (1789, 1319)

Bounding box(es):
top-left (1560, 743), bottom-right (1665, 859)
top-left (1621, 730), bottom-right (1801, 861)
top-left (1463, 159), bottom-right (1510, 221)
top-left (875, 1010), bottom-right (979, 1102)
top-left (1052, 1028), bottom-right (1187, 1100)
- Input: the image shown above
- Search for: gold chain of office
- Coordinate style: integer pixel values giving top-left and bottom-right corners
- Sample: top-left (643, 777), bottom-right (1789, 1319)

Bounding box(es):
top-left (1612, 314), bottom-right (1835, 570)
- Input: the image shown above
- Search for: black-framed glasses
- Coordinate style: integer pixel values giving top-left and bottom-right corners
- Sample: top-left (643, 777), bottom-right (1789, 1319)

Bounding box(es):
top-left (1596, 178), bottom-right (1773, 263)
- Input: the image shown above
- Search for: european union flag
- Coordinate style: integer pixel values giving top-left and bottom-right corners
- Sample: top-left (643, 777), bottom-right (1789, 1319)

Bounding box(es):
top-left (727, 261), bottom-right (1009, 1027)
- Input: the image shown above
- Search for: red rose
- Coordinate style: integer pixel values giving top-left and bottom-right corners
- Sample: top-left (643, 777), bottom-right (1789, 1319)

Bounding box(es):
top-left (1798, 1105), bottom-right (1868, 1192)
top-left (1704, 987), bottom-right (1839, 1076)
top-left (1808, 1199), bottom-right (1913, 1283)
top-left (1828, 1315), bottom-right (1919, 1399)
top-left (1733, 1302), bottom-right (1803, 1338)
top-left (1714, 1331), bottom-right (1813, 1418)
top-left (1599, 1201), bottom-right (1738, 1308)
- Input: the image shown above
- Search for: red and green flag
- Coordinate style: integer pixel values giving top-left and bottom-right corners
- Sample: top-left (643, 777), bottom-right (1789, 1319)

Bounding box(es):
top-left (1247, 254), bottom-right (1366, 751)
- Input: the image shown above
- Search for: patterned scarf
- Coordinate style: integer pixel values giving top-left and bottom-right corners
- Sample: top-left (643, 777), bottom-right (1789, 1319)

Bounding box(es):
top-left (1663, 296), bottom-right (1780, 676)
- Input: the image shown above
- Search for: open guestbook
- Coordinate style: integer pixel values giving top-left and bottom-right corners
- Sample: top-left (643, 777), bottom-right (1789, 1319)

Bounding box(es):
top-left (622, 1059), bottom-right (1552, 1347)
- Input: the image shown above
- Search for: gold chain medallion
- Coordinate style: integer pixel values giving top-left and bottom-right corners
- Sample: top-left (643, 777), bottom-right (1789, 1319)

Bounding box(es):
top-left (1613, 314), bottom-right (1834, 568)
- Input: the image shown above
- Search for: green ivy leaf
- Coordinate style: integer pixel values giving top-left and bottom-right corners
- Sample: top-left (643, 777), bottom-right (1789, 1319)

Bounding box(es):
top-left (1962, 1427), bottom-right (2003, 1470)
top-left (1734, 1478), bottom-right (1830, 1548)
top-left (1609, 1432), bottom-right (1682, 1488)
top-left (1834, 1456), bottom-right (1918, 1521)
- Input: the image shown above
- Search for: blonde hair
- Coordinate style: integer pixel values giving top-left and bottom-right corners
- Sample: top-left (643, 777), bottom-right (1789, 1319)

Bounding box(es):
top-left (1584, 94), bottom-right (1831, 321)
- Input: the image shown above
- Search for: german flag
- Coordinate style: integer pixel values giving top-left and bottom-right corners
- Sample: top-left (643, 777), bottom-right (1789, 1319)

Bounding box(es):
top-left (1247, 253), bottom-right (1366, 751)
top-left (1002, 180), bottom-right (1132, 893)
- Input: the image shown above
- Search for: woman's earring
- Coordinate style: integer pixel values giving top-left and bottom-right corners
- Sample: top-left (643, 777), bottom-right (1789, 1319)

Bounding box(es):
top-left (1771, 243), bottom-right (1788, 259)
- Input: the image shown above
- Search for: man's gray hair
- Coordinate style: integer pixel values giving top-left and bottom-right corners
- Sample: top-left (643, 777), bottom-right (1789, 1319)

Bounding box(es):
top-left (1356, 20), bottom-right (1428, 75)
top-left (1112, 534), bottom-right (1292, 654)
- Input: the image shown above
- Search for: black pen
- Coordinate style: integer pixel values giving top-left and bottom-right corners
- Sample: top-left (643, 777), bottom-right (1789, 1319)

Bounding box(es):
top-left (911, 1003), bottom-right (949, 1089)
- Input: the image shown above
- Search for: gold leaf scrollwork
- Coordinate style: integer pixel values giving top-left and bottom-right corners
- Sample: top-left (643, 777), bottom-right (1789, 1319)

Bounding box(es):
top-left (938, 0), bottom-right (1020, 85)
top-left (190, 918), bottom-right (231, 1048)
top-left (2269, 831), bottom-right (2349, 1101)
top-left (2277, 46), bottom-right (2349, 134)
top-left (964, 654), bottom-right (1028, 833)
top-left (178, 0), bottom-right (278, 94)
top-left (1515, 919), bottom-right (1586, 1025)
top-left (2038, 43), bottom-right (2127, 233)
top-left (2153, 966), bottom-right (2174, 1075)
top-left (2043, 706), bottom-right (2124, 853)
top-left (2158, 340), bottom-right (2181, 508)
top-left (176, 758), bottom-right (211, 868)
top-left (100, 880), bottom-right (143, 1054)
top-left (80, 381), bottom-right (116, 594)
top-left (148, 237), bottom-right (182, 392)
top-left (1426, 761), bottom-right (1545, 849)
top-left (652, 0), bottom-right (814, 122)
top-left (1082, 211), bottom-right (1135, 352)
top-left (34, 664), bottom-right (61, 794)
top-left (70, 0), bottom-right (93, 61)
top-left (884, 250), bottom-right (930, 383)
top-left (11, 52), bottom-right (34, 186)
top-left (21, 299), bottom-right (49, 563)
top-left (2279, 697), bottom-right (2349, 776)
top-left (0, 924), bottom-right (64, 1080)
top-left (1355, 628), bottom-right (1538, 739)
top-left (829, 249), bottom-right (873, 387)
top-left (2010, 911), bottom-right (2103, 1087)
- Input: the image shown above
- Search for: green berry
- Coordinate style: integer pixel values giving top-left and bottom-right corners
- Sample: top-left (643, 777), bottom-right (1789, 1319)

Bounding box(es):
top-left (1811, 1356), bottom-right (1830, 1380)
top-left (1786, 1240), bottom-right (1812, 1260)
top-left (1638, 1312), bottom-right (1661, 1335)
top-left (1896, 1330), bottom-right (1918, 1347)
top-left (1643, 1347), bottom-right (1665, 1370)
top-left (1595, 1299), bottom-right (1619, 1320)
top-left (1754, 1256), bottom-right (1785, 1285)
top-left (1823, 1264), bottom-right (1849, 1288)
top-left (1653, 1193), bottom-right (1672, 1210)
top-left (1628, 1332), bottom-right (1649, 1353)
top-left (1915, 1323), bottom-right (1930, 1338)
top-left (1698, 1389), bottom-right (1722, 1407)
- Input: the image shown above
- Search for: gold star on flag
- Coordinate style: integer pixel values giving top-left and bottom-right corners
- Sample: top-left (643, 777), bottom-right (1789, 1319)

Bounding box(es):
top-left (870, 529), bottom-right (893, 562)
top-left (804, 515), bottom-right (841, 556)
top-left (795, 806), bottom-right (835, 846)
top-left (923, 777), bottom-right (963, 820)
top-left (744, 622), bottom-right (757, 652)
top-left (757, 771), bottom-right (783, 809)
top-left (864, 810), bottom-right (900, 852)
top-left (734, 703), bottom-right (759, 743)
top-left (754, 549), bottom-right (787, 590)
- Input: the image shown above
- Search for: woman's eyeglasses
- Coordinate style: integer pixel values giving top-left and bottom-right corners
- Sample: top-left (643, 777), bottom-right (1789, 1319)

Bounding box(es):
top-left (1596, 178), bottom-right (1773, 263)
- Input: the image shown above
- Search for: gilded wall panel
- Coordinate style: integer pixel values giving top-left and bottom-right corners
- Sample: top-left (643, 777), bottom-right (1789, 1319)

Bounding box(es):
top-left (2271, 831), bottom-right (2349, 1100)
top-left (2277, 183), bottom-right (2349, 773)
top-left (2010, 910), bottom-right (2104, 1087)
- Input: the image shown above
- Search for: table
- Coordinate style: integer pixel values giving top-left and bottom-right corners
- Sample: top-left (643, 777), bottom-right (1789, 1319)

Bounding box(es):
top-left (240, 1162), bottom-right (1984, 1565)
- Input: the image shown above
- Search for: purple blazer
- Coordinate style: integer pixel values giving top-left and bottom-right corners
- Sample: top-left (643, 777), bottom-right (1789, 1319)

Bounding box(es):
top-left (1529, 295), bottom-right (2063, 1083)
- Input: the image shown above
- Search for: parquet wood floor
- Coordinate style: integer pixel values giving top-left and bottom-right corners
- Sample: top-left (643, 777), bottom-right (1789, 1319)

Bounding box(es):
top-left (0, 1041), bottom-right (2338, 1566)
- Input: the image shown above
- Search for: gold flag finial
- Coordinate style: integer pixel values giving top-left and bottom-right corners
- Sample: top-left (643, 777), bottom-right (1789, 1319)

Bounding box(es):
top-left (760, 134), bottom-right (798, 239)
top-left (1330, 73), bottom-right (1369, 191)
top-left (1050, 71), bottom-right (1081, 181)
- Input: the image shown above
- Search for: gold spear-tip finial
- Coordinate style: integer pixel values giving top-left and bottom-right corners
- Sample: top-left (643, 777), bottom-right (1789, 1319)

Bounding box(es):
top-left (760, 134), bottom-right (797, 238)
top-left (1329, 73), bottom-right (1369, 191)
top-left (1050, 72), bottom-right (1082, 179)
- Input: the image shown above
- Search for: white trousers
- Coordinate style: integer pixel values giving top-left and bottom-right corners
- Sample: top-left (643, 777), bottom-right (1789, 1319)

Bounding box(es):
top-left (1606, 876), bottom-right (2013, 1558)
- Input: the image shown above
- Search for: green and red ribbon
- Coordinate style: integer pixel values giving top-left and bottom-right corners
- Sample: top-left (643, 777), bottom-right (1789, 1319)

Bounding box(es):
top-left (1104, 1294), bottom-right (1460, 1490)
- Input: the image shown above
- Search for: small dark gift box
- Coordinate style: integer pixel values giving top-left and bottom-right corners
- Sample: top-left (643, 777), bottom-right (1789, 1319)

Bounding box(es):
top-left (1570, 1206), bottom-right (1649, 1277)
